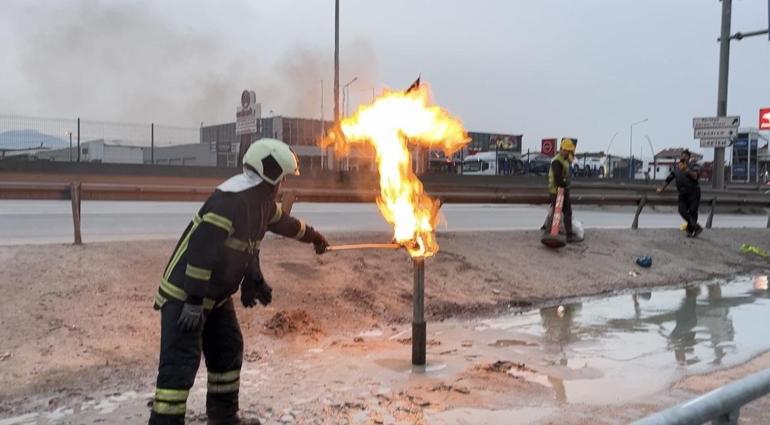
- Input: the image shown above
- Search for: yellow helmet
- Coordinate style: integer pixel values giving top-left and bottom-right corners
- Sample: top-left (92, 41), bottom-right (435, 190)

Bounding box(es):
top-left (560, 138), bottom-right (576, 152)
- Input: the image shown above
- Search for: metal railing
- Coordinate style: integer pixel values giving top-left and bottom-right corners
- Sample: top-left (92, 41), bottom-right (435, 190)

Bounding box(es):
top-left (0, 181), bottom-right (768, 245)
top-left (633, 367), bottom-right (770, 425)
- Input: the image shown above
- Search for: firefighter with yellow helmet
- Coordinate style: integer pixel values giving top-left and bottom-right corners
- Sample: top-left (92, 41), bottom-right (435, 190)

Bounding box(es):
top-left (547, 138), bottom-right (579, 243)
top-left (149, 138), bottom-right (329, 425)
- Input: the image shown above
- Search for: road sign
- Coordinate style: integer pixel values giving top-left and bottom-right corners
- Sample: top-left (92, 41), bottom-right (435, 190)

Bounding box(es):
top-left (692, 116), bottom-right (740, 129)
top-left (699, 138), bottom-right (730, 148)
top-left (760, 108), bottom-right (770, 130)
top-left (694, 127), bottom-right (737, 139)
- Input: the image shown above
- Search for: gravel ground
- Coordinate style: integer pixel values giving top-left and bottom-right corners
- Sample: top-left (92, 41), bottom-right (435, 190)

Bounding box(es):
top-left (0, 228), bottom-right (768, 424)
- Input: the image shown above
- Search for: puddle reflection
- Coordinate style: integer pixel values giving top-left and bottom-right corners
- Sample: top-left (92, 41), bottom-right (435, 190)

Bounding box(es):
top-left (479, 275), bottom-right (770, 404)
top-left (536, 277), bottom-right (770, 368)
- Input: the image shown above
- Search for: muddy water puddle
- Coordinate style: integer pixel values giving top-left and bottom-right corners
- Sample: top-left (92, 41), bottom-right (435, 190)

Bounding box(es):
top-left (3, 275), bottom-right (769, 424)
top-left (457, 274), bottom-right (770, 405)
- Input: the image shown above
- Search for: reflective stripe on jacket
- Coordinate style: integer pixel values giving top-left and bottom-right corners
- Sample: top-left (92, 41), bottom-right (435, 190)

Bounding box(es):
top-left (548, 153), bottom-right (571, 195)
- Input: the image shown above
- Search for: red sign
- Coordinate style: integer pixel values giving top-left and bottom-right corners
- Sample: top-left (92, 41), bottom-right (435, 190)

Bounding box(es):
top-left (541, 138), bottom-right (556, 157)
top-left (760, 108), bottom-right (770, 130)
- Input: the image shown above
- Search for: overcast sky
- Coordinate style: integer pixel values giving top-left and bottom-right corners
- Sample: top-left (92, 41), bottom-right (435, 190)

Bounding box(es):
top-left (0, 0), bottom-right (768, 156)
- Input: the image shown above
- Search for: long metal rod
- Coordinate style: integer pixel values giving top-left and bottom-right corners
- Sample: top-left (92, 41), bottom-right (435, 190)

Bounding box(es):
top-left (719, 28), bottom-right (769, 41)
top-left (325, 243), bottom-right (401, 252)
top-left (412, 257), bottom-right (426, 366)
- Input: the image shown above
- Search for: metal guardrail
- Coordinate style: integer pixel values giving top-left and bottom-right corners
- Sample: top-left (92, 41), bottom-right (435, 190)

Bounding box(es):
top-left (632, 367), bottom-right (770, 425)
top-left (0, 181), bottom-right (768, 244)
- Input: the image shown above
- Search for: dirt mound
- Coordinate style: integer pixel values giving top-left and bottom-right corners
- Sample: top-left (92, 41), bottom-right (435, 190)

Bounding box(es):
top-left (263, 309), bottom-right (323, 338)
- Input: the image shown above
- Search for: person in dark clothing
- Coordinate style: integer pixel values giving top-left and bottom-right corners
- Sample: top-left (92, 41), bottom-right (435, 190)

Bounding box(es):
top-left (657, 149), bottom-right (703, 237)
top-left (149, 138), bottom-right (329, 425)
top-left (544, 138), bottom-right (578, 242)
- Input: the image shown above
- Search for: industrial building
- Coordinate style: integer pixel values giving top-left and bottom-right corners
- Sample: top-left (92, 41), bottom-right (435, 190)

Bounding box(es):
top-left (200, 118), bottom-right (523, 174)
top-left (37, 139), bottom-right (144, 164)
top-left (200, 117), bottom-right (333, 170)
top-left (145, 143), bottom-right (217, 167)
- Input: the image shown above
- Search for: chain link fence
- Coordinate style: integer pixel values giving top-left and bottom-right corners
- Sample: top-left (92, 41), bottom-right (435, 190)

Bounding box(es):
top-left (0, 114), bottom-right (203, 165)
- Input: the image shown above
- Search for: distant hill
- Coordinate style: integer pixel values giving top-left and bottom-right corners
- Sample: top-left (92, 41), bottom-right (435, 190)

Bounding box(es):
top-left (0, 129), bottom-right (69, 150)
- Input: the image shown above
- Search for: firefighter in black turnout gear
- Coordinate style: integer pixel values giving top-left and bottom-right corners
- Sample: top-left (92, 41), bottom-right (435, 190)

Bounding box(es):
top-left (657, 149), bottom-right (703, 238)
top-left (149, 139), bottom-right (329, 425)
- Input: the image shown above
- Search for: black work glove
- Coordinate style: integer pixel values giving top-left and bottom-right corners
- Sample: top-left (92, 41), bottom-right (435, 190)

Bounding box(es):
top-left (311, 231), bottom-right (329, 254)
top-left (177, 302), bottom-right (204, 331)
top-left (241, 278), bottom-right (272, 308)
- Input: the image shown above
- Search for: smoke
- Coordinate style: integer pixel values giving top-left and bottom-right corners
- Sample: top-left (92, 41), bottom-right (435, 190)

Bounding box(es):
top-left (0, 0), bottom-right (378, 126)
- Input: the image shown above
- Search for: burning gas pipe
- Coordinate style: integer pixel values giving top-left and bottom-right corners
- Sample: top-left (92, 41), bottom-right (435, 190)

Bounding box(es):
top-left (321, 79), bottom-right (469, 366)
top-left (324, 240), bottom-right (429, 364)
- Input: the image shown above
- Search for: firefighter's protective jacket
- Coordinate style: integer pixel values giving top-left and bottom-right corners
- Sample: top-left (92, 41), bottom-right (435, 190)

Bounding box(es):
top-left (154, 183), bottom-right (319, 309)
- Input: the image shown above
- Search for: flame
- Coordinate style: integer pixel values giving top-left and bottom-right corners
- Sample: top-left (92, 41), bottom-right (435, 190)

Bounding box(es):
top-left (324, 83), bottom-right (469, 257)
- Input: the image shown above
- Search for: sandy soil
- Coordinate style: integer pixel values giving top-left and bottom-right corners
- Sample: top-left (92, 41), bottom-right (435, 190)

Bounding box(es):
top-left (0, 228), bottom-right (768, 423)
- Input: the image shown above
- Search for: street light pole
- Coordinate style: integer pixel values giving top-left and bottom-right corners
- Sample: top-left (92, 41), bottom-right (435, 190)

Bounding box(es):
top-left (629, 118), bottom-right (648, 180)
top-left (606, 131), bottom-right (620, 155)
top-left (714, 0), bottom-right (732, 189)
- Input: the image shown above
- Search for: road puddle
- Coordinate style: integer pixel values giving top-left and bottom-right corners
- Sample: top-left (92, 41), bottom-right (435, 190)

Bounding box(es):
top-left (462, 274), bottom-right (770, 405)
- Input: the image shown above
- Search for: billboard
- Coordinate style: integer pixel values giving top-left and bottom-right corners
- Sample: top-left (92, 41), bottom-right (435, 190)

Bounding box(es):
top-left (491, 134), bottom-right (521, 151)
top-left (236, 90), bottom-right (260, 135)
top-left (731, 132), bottom-right (760, 181)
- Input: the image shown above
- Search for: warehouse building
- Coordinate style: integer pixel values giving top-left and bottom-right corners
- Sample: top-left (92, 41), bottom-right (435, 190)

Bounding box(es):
top-left (37, 139), bottom-right (144, 164)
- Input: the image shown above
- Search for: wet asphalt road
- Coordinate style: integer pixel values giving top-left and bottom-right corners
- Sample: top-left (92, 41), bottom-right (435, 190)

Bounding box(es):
top-left (0, 200), bottom-right (767, 245)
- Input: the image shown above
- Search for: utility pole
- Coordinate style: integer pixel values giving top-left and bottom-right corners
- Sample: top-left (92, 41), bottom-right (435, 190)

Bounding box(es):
top-left (334, 0), bottom-right (340, 124)
top-left (714, 0), bottom-right (731, 189)
top-left (333, 0), bottom-right (340, 172)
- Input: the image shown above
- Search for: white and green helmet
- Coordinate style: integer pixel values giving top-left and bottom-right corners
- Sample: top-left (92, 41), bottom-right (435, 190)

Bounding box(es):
top-left (242, 138), bottom-right (300, 185)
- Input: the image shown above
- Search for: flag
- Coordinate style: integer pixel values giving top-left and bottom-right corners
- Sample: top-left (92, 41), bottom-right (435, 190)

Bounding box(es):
top-left (405, 75), bottom-right (421, 93)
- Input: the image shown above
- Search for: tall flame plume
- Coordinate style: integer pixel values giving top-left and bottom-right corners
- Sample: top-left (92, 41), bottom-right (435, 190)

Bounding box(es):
top-left (323, 83), bottom-right (469, 257)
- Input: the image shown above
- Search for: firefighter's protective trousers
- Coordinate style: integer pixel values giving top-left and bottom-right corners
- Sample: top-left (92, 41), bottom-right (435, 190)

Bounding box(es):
top-left (149, 183), bottom-right (322, 424)
top-left (149, 298), bottom-right (242, 425)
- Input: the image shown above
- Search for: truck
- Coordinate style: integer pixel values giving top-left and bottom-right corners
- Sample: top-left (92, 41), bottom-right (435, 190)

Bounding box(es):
top-left (461, 151), bottom-right (498, 175)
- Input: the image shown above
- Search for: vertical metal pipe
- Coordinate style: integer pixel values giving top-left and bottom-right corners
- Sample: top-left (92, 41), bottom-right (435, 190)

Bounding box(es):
top-left (412, 257), bottom-right (426, 366)
top-left (714, 0), bottom-right (732, 190)
top-left (70, 182), bottom-right (82, 245)
top-left (632, 195), bottom-right (646, 230)
top-left (77, 118), bottom-right (81, 163)
top-left (151, 122), bottom-right (155, 165)
top-left (629, 124), bottom-right (633, 180)
top-left (747, 135), bottom-right (751, 183)
top-left (706, 198), bottom-right (717, 229)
